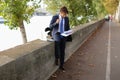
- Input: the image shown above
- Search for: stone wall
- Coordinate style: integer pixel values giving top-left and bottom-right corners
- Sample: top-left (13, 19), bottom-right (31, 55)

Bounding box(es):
top-left (0, 19), bottom-right (105, 80)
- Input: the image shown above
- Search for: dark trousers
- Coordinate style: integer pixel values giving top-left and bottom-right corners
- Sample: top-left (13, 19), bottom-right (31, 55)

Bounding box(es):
top-left (55, 38), bottom-right (66, 67)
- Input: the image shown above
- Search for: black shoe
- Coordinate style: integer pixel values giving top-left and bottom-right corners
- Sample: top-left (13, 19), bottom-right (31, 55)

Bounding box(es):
top-left (59, 66), bottom-right (65, 70)
top-left (55, 59), bottom-right (58, 65)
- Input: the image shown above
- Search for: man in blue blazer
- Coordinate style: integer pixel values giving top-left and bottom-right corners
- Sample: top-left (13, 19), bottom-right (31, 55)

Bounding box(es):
top-left (49, 6), bottom-right (71, 70)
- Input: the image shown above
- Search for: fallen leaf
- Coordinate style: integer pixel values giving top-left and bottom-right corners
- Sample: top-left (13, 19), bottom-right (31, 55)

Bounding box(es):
top-left (88, 64), bottom-right (95, 67)
top-left (51, 74), bottom-right (57, 78)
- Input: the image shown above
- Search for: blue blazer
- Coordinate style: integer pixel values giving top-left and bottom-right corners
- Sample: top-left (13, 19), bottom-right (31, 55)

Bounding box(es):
top-left (49, 14), bottom-right (70, 41)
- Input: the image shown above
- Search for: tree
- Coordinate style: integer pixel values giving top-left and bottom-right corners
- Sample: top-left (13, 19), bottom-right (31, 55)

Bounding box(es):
top-left (44, 0), bottom-right (106, 27)
top-left (92, 0), bottom-right (107, 19)
top-left (0, 0), bottom-right (41, 43)
top-left (102, 0), bottom-right (119, 14)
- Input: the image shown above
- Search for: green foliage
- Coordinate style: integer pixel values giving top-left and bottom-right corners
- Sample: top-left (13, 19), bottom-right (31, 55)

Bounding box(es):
top-left (92, 0), bottom-right (107, 19)
top-left (44, 0), bottom-right (106, 27)
top-left (0, 0), bottom-right (41, 29)
top-left (102, 0), bottom-right (119, 14)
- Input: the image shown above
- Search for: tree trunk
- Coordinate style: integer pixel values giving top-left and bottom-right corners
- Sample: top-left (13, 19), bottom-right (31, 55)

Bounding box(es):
top-left (115, 1), bottom-right (120, 22)
top-left (19, 21), bottom-right (27, 43)
top-left (118, 6), bottom-right (120, 22)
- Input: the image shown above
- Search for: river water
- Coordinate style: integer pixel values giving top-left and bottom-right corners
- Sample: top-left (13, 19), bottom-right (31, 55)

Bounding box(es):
top-left (0, 16), bottom-right (52, 51)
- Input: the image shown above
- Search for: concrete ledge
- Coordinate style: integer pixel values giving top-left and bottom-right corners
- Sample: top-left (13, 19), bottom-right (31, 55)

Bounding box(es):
top-left (0, 19), bottom-right (105, 80)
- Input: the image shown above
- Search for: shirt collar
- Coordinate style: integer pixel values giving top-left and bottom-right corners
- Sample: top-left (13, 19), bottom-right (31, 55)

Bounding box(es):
top-left (59, 15), bottom-right (64, 20)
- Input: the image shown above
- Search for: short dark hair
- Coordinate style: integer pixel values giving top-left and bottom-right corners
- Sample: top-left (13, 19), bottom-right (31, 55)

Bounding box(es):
top-left (60, 6), bottom-right (68, 14)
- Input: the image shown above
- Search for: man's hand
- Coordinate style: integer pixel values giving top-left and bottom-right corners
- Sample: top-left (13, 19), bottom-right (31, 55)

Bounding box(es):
top-left (56, 19), bottom-right (60, 24)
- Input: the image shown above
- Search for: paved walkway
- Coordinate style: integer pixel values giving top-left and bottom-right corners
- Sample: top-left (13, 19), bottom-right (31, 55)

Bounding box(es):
top-left (48, 21), bottom-right (120, 80)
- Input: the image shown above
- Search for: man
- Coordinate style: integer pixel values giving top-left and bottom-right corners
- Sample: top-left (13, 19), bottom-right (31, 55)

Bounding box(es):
top-left (49, 6), bottom-right (71, 70)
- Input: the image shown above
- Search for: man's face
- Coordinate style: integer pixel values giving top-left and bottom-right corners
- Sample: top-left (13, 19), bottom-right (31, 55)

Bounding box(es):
top-left (60, 12), bottom-right (67, 18)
